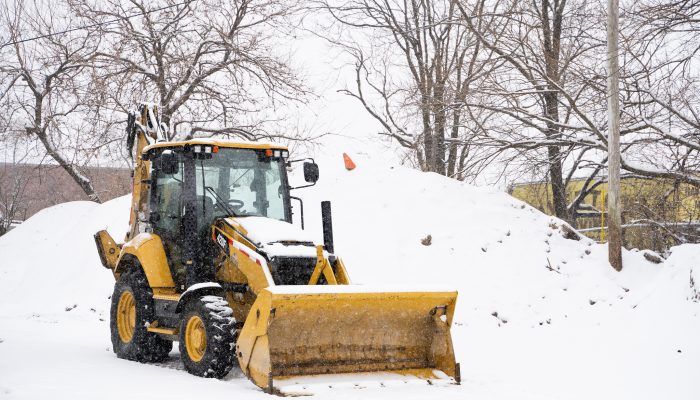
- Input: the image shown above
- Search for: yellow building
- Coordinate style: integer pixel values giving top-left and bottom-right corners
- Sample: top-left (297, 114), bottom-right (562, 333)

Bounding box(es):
top-left (510, 177), bottom-right (700, 251)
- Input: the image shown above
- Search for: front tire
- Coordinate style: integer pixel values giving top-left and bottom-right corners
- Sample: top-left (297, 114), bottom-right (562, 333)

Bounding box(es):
top-left (179, 295), bottom-right (237, 378)
top-left (110, 267), bottom-right (172, 362)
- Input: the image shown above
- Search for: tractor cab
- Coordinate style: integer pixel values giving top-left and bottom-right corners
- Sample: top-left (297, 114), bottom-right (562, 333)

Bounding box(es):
top-left (143, 141), bottom-right (318, 289)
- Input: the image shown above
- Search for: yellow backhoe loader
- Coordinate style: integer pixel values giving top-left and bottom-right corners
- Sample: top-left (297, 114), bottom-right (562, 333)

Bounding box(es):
top-left (94, 103), bottom-right (459, 393)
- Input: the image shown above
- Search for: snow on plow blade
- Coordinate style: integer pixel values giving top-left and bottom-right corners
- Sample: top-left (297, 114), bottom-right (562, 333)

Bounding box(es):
top-left (235, 285), bottom-right (459, 393)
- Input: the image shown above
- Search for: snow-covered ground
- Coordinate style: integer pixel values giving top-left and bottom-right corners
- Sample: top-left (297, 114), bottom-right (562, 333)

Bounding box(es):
top-left (1, 148), bottom-right (699, 399)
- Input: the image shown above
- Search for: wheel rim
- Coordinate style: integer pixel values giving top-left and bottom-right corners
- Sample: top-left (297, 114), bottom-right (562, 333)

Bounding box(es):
top-left (185, 315), bottom-right (207, 362)
top-left (117, 291), bottom-right (136, 343)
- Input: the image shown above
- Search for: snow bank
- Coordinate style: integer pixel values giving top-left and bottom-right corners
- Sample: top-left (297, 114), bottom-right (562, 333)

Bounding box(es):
top-left (290, 151), bottom-right (696, 329)
top-left (0, 196), bottom-right (129, 316)
top-left (665, 244), bottom-right (700, 302)
top-left (0, 149), bottom-right (698, 399)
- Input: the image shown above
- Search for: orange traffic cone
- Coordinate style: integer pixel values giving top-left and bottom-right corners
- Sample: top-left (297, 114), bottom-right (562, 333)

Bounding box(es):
top-left (343, 152), bottom-right (356, 170)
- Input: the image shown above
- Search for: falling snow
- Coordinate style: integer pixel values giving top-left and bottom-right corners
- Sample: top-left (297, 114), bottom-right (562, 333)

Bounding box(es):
top-left (0, 150), bottom-right (699, 399)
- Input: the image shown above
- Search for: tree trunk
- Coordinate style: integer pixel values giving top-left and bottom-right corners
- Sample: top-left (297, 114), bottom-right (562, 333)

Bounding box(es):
top-left (542, 0), bottom-right (569, 223)
top-left (547, 144), bottom-right (568, 221)
top-left (433, 80), bottom-right (447, 175)
top-left (35, 130), bottom-right (101, 203)
top-left (422, 92), bottom-right (436, 172)
top-left (30, 93), bottom-right (101, 203)
top-left (545, 93), bottom-right (568, 222)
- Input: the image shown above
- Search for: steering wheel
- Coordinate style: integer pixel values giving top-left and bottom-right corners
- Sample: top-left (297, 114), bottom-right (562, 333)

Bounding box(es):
top-left (214, 199), bottom-right (244, 214)
top-left (226, 199), bottom-right (244, 209)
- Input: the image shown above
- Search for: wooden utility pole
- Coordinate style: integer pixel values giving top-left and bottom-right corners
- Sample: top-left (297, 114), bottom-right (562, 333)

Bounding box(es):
top-left (606, 0), bottom-right (623, 271)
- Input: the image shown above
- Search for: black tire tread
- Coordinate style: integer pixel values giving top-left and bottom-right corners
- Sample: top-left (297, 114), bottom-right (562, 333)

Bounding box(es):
top-left (178, 295), bottom-right (237, 378)
top-left (110, 266), bottom-right (172, 362)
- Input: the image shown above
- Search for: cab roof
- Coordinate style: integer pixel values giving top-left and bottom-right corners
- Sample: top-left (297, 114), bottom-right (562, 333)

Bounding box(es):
top-left (142, 138), bottom-right (288, 154)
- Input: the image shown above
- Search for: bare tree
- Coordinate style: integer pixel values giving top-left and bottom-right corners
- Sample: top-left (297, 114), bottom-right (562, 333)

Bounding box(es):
top-left (70, 0), bottom-right (310, 144)
top-left (314, 1), bottom-right (700, 231)
top-left (619, 0), bottom-right (700, 184)
top-left (315, 0), bottom-right (624, 225)
top-left (314, 0), bottom-right (501, 178)
top-left (0, 142), bottom-right (32, 236)
top-left (460, 0), bottom-right (700, 231)
top-left (454, 0), bottom-right (620, 224)
top-left (0, 0), bottom-right (110, 202)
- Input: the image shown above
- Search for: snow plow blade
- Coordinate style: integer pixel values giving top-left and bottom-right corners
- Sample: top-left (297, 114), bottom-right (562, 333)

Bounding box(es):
top-left (235, 285), bottom-right (459, 393)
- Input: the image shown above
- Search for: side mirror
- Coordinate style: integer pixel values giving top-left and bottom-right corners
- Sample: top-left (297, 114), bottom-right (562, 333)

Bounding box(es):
top-left (303, 162), bottom-right (319, 183)
top-left (289, 158), bottom-right (319, 190)
top-left (157, 150), bottom-right (179, 175)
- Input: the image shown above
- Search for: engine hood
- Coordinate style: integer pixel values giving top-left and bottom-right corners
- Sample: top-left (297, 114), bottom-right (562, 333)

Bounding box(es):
top-left (224, 216), bottom-right (318, 258)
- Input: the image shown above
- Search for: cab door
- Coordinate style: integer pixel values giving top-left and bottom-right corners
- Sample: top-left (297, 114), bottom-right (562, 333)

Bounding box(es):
top-left (149, 150), bottom-right (186, 287)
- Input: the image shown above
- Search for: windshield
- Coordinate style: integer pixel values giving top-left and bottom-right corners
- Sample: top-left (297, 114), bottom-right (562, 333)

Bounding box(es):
top-left (195, 148), bottom-right (289, 222)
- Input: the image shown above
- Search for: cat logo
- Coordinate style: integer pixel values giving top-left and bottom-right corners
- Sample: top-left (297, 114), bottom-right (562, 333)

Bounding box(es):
top-left (216, 232), bottom-right (229, 254)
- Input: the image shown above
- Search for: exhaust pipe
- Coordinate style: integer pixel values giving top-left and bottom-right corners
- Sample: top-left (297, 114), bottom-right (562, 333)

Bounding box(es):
top-left (321, 201), bottom-right (334, 254)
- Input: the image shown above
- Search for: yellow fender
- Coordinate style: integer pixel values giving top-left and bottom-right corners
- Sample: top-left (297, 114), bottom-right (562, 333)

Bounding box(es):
top-left (94, 230), bottom-right (121, 270)
top-left (115, 233), bottom-right (175, 288)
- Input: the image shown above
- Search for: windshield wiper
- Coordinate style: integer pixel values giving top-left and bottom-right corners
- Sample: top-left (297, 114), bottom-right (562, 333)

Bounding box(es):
top-left (229, 168), bottom-right (252, 189)
top-left (205, 186), bottom-right (238, 217)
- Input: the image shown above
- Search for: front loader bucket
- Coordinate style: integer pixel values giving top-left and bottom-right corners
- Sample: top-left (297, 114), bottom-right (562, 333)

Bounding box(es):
top-left (235, 285), bottom-right (459, 393)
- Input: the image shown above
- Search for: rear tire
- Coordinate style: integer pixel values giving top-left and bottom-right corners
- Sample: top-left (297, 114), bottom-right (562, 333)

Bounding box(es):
top-left (110, 267), bottom-right (172, 362)
top-left (179, 295), bottom-right (237, 378)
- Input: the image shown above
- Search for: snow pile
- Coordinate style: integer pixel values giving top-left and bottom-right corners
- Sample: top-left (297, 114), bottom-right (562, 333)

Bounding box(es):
top-left (294, 152), bottom-right (695, 329)
top-left (0, 197), bottom-right (129, 316)
top-left (0, 149), bottom-right (698, 399)
top-left (665, 244), bottom-right (700, 303)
